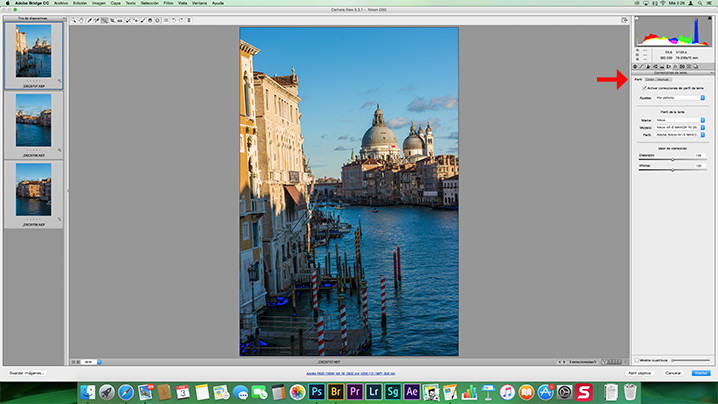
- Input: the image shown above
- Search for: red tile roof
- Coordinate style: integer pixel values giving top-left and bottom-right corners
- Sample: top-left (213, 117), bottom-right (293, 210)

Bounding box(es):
top-left (273, 75), bottom-right (297, 86)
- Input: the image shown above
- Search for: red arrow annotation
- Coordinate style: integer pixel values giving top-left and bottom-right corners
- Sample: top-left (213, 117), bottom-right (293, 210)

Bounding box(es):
top-left (597, 70), bottom-right (628, 89)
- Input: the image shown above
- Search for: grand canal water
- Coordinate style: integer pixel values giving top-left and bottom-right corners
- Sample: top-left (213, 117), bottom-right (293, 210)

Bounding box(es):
top-left (17, 53), bottom-right (51, 78)
top-left (16, 197), bottom-right (51, 216)
top-left (270, 205), bottom-right (459, 356)
top-left (16, 123), bottom-right (51, 147)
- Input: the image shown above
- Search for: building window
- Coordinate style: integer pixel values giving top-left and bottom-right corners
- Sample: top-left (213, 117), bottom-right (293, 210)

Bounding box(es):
top-left (265, 89), bottom-right (270, 112)
top-left (252, 222), bottom-right (260, 247)
top-left (242, 222), bottom-right (250, 241)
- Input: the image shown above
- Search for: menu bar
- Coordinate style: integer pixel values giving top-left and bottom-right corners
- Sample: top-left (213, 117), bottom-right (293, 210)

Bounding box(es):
top-left (5, 0), bottom-right (717, 7)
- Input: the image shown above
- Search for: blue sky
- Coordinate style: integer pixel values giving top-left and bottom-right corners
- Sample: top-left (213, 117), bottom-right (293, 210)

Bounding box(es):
top-left (241, 27), bottom-right (458, 178)
top-left (16, 163), bottom-right (51, 185)
top-left (16, 93), bottom-right (51, 116)
top-left (17, 24), bottom-right (51, 46)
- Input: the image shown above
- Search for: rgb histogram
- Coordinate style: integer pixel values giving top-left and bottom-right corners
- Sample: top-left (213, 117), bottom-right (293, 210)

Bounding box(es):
top-left (639, 18), bottom-right (709, 46)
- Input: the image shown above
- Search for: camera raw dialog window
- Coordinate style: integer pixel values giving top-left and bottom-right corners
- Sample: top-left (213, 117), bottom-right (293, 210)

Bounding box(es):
top-left (0, 0), bottom-right (716, 386)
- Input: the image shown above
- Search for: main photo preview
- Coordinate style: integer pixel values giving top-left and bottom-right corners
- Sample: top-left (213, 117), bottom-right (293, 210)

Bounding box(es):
top-left (3, 20), bottom-right (64, 230)
top-left (239, 27), bottom-right (459, 356)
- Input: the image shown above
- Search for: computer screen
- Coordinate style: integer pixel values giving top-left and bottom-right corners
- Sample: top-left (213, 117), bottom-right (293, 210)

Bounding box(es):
top-left (0, 0), bottom-right (717, 402)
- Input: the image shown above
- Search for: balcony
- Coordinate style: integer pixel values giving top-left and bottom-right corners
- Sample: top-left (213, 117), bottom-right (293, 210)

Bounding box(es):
top-left (250, 197), bottom-right (266, 216)
top-left (241, 197), bottom-right (266, 217)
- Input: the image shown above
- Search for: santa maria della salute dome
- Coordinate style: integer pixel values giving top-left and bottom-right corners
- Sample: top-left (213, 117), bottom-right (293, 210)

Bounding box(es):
top-left (360, 105), bottom-right (401, 162)
top-left (358, 105), bottom-right (435, 164)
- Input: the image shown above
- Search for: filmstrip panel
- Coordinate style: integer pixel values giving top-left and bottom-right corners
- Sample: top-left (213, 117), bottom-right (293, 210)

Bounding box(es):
top-left (4, 91), bottom-right (63, 160)
top-left (4, 21), bottom-right (63, 90)
top-left (4, 161), bottom-right (63, 229)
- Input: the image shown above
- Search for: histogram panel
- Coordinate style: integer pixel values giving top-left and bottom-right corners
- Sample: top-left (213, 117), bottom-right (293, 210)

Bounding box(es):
top-left (635, 16), bottom-right (712, 47)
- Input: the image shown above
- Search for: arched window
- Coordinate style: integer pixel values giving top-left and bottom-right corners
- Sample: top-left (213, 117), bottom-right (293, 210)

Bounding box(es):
top-left (243, 73), bottom-right (251, 116)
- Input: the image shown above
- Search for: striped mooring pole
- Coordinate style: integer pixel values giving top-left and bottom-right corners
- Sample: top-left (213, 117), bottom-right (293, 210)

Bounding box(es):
top-left (380, 274), bottom-right (387, 327)
top-left (339, 293), bottom-right (348, 352)
top-left (311, 269), bottom-right (318, 318)
top-left (355, 229), bottom-right (362, 269)
top-left (361, 279), bottom-right (368, 329)
top-left (317, 316), bottom-right (325, 356)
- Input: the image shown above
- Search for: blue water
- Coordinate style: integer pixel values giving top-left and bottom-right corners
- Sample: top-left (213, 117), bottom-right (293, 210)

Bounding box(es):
top-left (16, 197), bottom-right (51, 216)
top-left (17, 52), bottom-right (51, 78)
top-left (271, 205), bottom-right (459, 356)
top-left (16, 123), bottom-right (51, 147)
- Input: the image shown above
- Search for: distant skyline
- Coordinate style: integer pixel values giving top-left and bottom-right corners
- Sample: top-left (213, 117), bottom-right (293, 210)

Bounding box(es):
top-left (16, 163), bottom-right (51, 185)
top-left (17, 24), bottom-right (51, 46)
top-left (241, 27), bottom-right (459, 178)
top-left (16, 93), bottom-right (51, 116)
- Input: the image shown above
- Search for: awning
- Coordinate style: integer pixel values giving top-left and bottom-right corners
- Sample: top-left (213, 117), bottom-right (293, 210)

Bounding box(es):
top-left (284, 185), bottom-right (308, 210)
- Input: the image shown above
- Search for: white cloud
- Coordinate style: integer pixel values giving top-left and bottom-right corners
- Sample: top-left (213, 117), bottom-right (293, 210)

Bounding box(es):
top-left (387, 116), bottom-right (409, 129)
top-left (407, 95), bottom-right (458, 112)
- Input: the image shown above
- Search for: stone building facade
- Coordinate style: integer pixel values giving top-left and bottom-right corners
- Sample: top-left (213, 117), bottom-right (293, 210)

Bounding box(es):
top-left (442, 175), bottom-right (458, 206)
top-left (416, 155), bottom-right (459, 205)
top-left (399, 164), bottom-right (418, 204)
top-left (341, 158), bottom-right (382, 200)
top-left (16, 178), bottom-right (51, 201)
top-left (15, 27), bottom-right (27, 54)
top-left (312, 177), bottom-right (342, 200)
top-left (239, 40), bottom-right (266, 319)
top-left (341, 155), bottom-right (458, 206)
top-left (16, 180), bottom-right (41, 197)
top-left (42, 178), bottom-right (51, 202)
top-left (254, 67), bottom-right (311, 296)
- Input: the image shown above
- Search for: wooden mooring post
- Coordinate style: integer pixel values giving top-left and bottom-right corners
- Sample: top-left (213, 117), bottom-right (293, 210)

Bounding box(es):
top-left (393, 251), bottom-right (398, 288)
top-left (397, 246), bottom-right (402, 281)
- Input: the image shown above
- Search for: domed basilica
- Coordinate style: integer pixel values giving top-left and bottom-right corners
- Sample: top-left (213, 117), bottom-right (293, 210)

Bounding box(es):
top-left (358, 105), bottom-right (435, 164)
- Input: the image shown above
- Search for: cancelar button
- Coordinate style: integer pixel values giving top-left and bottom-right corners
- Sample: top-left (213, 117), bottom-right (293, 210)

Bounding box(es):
top-left (692, 370), bottom-right (711, 376)
top-left (664, 370), bottom-right (684, 376)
